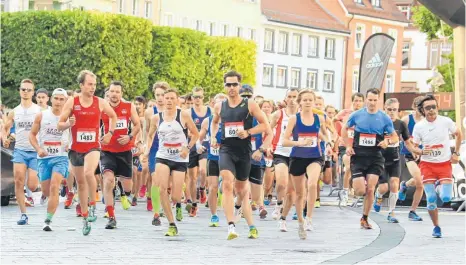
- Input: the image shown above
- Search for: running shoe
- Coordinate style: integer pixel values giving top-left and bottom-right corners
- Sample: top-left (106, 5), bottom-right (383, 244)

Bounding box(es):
top-left (131, 196), bottom-right (138, 206)
top-left (292, 212), bottom-right (298, 220)
top-left (189, 205), bottom-right (198, 217)
top-left (217, 191), bottom-right (222, 207)
top-left (227, 224), bottom-right (238, 240)
top-left (103, 210), bottom-right (109, 218)
top-left (298, 222), bottom-right (306, 240)
top-left (248, 227), bottom-right (258, 239)
top-left (387, 212), bottom-right (399, 223)
top-left (259, 206), bottom-right (267, 219)
top-left (146, 198), bottom-right (153, 212)
top-left (60, 184), bottom-right (67, 197)
top-left (82, 218), bottom-right (91, 236)
top-left (88, 205), bottom-right (97, 222)
top-left (176, 207), bottom-right (183, 222)
top-left (25, 196), bottom-right (34, 207)
top-left (408, 211), bottom-right (423, 221)
top-left (272, 205), bottom-right (281, 220)
top-left (76, 204), bottom-right (82, 217)
top-left (152, 213), bottom-right (162, 226)
top-left (264, 199), bottom-right (270, 206)
top-left (398, 181), bottom-right (408, 201)
top-left (314, 199), bottom-right (321, 208)
top-left (200, 189), bottom-right (207, 204)
top-left (64, 192), bottom-right (74, 209)
top-left (360, 218), bottom-right (372, 229)
top-left (373, 195), bottom-right (383, 212)
top-left (43, 219), bottom-right (52, 231)
top-left (279, 219), bottom-right (287, 232)
top-left (17, 214), bottom-right (28, 225)
top-left (341, 190), bottom-right (349, 207)
top-left (40, 195), bottom-right (48, 206)
top-left (234, 207), bottom-right (243, 224)
top-left (305, 217), bottom-right (313, 231)
top-left (105, 217), bottom-right (117, 229)
top-left (432, 226), bottom-right (442, 238)
top-left (185, 202), bottom-right (192, 213)
top-left (121, 195), bottom-right (131, 210)
top-left (250, 201), bottom-right (258, 211)
top-left (139, 185), bottom-right (146, 198)
top-left (209, 215), bottom-right (220, 227)
top-left (205, 201), bottom-right (209, 208)
top-left (165, 225), bottom-right (178, 237)
top-left (95, 192), bottom-right (100, 202)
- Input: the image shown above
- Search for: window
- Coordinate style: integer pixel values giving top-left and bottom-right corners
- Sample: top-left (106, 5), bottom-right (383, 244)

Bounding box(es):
top-left (262, 64), bottom-right (273, 86)
top-left (398, 6), bottom-right (411, 20)
top-left (323, 71), bottom-right (334, 92)
top-left (352, 69), bottom-right (359, 92)
top-left (355, 24), bottom-right (365, 50)
top-left (164, 14), bottom-right (173, 26)
top-left (196, 20), bottom-right (202, 31)
top-left (325, 38), bottom-right (335, 59)
top-left (354, 0), bottom-right (363, 4)
top-left (385, 72), bottom-right (395, 92)
top-left (291, 68), bottom-right (301, 88)
top-left (372, 25), bottom-right (382, 34)
top-left (388, 29), bottom-right (398, 56)
top-left (402, 42), bottom-right (410, 68)
top-left (278, 32), bottom-right (288, 54)
top-left (144, 1), bottom-right (152, 18)
top-left (236, 27), bottom-right (243, 38)
top-left (209, 22), bottom-right (216, 36)
top-left (181, 17), bottom-right (189, 28)
top-left (132, 0), bottom-right (138, 15)
top-left (277, 66), bottom-right (287, 88)
top-left (220, 24), bottom-right (229, 36)
top-left (248, 29), bottom-right (256, 41)
top-left (430, 42), bottom-right (439, 68)
top-left (264, 29), bottom-right (274, 52)
top-left (119, 0), bottom-right (124, 13)
top-left (306, 70), bottom-right (318, 90)
top-left (371, 0), bottom-right (381, 8)
top-left (308, 36), bottom-right (319, 57)
top-left (291, 34), bottom-right (302, 56)
top-left (440, 42), bottom-right (452, 65)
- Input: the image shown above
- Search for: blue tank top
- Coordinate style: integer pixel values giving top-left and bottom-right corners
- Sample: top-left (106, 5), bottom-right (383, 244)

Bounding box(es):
top-left (191, 107), bottom-right (211, 151)
top-left (290, 113), bottom-right (321, 158)
top-left (150, 106), bottom-right (160, 152)
top-left (400, 114), bottom-right (421, 154)
top-left (320, 114), bottom-right (327, 155)
top-left (207, 117), bottom-right (222, 161)
top-left (251, 118), bottom-right (265, 166)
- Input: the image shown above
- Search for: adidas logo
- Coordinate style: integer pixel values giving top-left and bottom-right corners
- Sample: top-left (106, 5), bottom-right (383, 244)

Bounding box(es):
top-left (366, 53), bottom-right (383, 68)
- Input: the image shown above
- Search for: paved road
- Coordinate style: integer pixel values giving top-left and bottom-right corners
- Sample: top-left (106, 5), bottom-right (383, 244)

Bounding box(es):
top-left (1, 194), bottom-right (464, 264)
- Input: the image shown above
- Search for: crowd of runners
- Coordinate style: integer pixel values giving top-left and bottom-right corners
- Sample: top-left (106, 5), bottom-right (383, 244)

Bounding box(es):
top-left (1, 69), bottom-right (462, 240)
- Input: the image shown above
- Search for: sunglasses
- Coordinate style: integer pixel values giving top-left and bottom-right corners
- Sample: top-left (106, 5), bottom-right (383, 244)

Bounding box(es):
top-left (386, 108), bottom-right (398, 112)
top-left (224, 82), bottom-right (239, 88)
top-left (19, 88), bottom-right (33, 92)
top-left (193, 95), bottom-right (203, 99)
top-left (424, 105), bottom-right (437, 111)
top-left (242, 95), bottom-right (252, 99)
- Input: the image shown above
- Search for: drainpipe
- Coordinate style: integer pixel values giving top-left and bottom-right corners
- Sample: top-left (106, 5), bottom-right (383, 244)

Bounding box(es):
top-left (341, 14), bottom-right (354, 109)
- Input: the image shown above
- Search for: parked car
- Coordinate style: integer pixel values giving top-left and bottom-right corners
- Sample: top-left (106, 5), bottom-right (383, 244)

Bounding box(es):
top-left (1, 145), bottom-right (15, 206)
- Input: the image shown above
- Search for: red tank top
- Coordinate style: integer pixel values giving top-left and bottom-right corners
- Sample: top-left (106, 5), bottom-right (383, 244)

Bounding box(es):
top-left (71, 96), bottom-right (101, 153)
top-left (101, 100), bottom-right (133, 153)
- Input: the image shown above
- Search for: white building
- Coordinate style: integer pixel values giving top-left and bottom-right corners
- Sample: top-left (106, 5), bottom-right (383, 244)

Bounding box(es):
top-left (258, 0), bottom-right (349, 107)
top-left (396, 0), bottom-right (453, 92)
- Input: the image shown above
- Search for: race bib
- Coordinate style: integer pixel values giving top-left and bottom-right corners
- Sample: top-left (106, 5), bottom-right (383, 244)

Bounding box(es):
top-left (298, 133), bottom-right (317, 148)
top-left (265, 159), bottom-right (273, 167)
top-left (251, 137), bottom-right (257, 151)
top-left (225, 122), bottom-right (244, 138)
top-left (77, 130), bottom-right (96, 143)
top-left (131, 147), bottom-right (138, 156)
top-left (44, 141), bottom-right (62, 155)
top-left (359, 133), bottom-right (376, 147)
top-left (116, 118), bottom-right (128, 130)
top-left (348, 128), bottom-right (355, 139)
top-left (164, 143), bottom-right (181, 156)
top-left (210, 146), bottom-right (219, 156)
top-left (385, 136), bottom-right (399, 147)
top-left (426, 145), bottom-right (443, 157)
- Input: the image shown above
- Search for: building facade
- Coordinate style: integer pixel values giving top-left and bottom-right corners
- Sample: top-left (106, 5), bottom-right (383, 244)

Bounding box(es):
top-left (320, 0), bottom-right (409, 108)
top-left (395, 0), bottom-right (453, 92)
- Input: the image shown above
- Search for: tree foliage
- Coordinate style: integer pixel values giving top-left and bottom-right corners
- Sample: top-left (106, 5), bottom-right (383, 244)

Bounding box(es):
top-left (412, 5), bottom-right (453, 40)
top-left (1, 11), bottom-right (256, 107)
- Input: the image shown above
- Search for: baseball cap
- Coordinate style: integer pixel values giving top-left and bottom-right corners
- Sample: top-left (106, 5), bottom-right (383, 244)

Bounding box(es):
top-left (36, 88), bottom-right (48, 96)
top-left (240, 84), bottom-right (253, 96)
top-left (52, 88), bottom-right (68, 97)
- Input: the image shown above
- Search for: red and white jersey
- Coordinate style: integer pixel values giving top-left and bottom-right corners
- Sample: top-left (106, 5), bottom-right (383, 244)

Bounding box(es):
top-left (71, 96), bottom-right (101, 153)
top-left (413, 115), bottom-right (457, 163)
top-left (101, 100), bottom-right (133, 153)
top-left (272, 109), bottom-right (292, 157)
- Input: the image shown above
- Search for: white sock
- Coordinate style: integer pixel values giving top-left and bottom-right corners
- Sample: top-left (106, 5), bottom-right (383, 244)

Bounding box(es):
top-left (389, 192), bottom-right (398, 212)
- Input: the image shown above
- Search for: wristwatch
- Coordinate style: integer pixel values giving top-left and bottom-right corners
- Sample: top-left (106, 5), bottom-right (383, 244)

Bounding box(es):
top-left (109, 130), bottom-right (114, 135)
top-left (259, 147), bottom-right (266, 154)
top-left (129, 135), bottom-right (134, 140)
top-left (453, 152), bottom-right (460, 156)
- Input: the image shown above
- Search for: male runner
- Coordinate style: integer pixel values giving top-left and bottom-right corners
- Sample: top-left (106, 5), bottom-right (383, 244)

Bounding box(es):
top-left (374, 98), bottom-right (417, 222)
top-left (29, 88), bottom-right (70, 231)
top-left (58, 70), bottom-right (117, 235)
top-left (411, 95), bottom-right (462, 237)
top-left (143, 81), bottom-right (169, 223)
top-left (35, 88), bottom-right (51, 110)
top-left (145, 88), bottom-right (199, 236)
top-left (100, 81), bottom-right (140, 229)
top-left (211, 71), bottom-right (269, 240)
top-left (334, 92), bottom-right (364, 206)
top-left (2, 79), bottom-right (41, 224)
top-left (269, 88), bottom-right (299, 221)
top-left (398, 96), bottom-right (426, 221)
top-left (342, 88), bottom-right (398, 229)
top-left (186, 87), bottom-right (211, 216)
top-left (131, 96), bottom-right (147, 206)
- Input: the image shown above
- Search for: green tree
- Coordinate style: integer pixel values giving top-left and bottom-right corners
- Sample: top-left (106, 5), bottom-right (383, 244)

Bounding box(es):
top-left (412, 5), bottom-right (453, 40)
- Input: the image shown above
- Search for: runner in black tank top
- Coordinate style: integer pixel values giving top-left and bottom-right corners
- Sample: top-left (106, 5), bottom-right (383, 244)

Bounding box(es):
top-left (210, 71), bottom-right (270, 240)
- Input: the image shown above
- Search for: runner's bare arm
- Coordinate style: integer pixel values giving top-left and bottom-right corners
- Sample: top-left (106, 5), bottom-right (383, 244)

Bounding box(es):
top-left (198, 118), bottom-right (209, 146)
top-left (2, 111), bottom-right (14, 138)
top-left (182, 110), bottom-right (199, 148)
top-left (100, 98), bottom-right (117, 131)
top-left (129, 103), bottom-right (141, 139)
top-left (248, 99), bottom-right (270, 135)
top-left (260, 122), bottom-right (274, 150)
top-left (28, 112), bottom-right (42, 152)
top-left (210, 103), bottom-right (221, 144)
top-left (319, 116), bottom-right (330, 144)
top-left (144, 108), bottom-right (153, 144)
top-left (58, 97), bottom-right (73, 131)
top-left (282, 115), bottom-right (297, 147)
top-left (269, 109), bottom-right (280, 130)
top-left (144, 115), bottom-right (159, 156)
top-left (341, 124), bottom-right (351, 148)
top-left (451, 123), bottom-right (463, 157)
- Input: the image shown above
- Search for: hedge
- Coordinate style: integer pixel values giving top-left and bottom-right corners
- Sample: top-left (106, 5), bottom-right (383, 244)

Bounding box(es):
top-left (1, 11), bottom-right (256, 107)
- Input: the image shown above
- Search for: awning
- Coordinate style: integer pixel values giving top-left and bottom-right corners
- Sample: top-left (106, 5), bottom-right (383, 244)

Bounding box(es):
top-left (417, 0), bottom-right (465, 27)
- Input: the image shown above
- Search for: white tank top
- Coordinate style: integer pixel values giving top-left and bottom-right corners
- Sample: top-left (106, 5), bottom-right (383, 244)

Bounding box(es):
top-left (274, 109), bottom-right (292, 157)
top-left (13, 104), bottom-right (41, 151)
top-left (156, 109), bottom-right (188, 163)
top-left (39, 109), bottom-right (70, 158)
